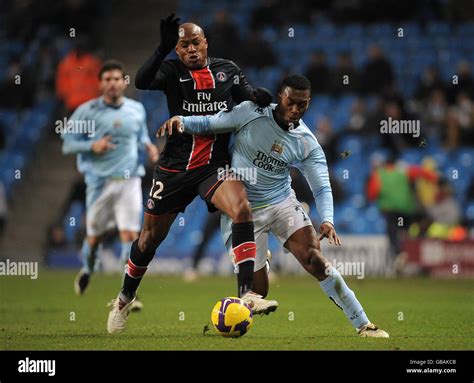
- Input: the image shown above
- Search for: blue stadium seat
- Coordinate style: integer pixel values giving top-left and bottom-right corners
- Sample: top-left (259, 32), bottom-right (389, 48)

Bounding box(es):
top-left (343, 24), bottom-right (364, 37)
top-left (400, 149), bottom-right (423, 165)
top-left (63, 201), bottom-right (85, 242)
top-left (336, 134), bottom-right (363, 156)
top-left (427, 22), bottom-right (451, 36)
top-left (456, 148), bottom-right (474, 175)
top-left (466, 200), bottom-right (474, 221)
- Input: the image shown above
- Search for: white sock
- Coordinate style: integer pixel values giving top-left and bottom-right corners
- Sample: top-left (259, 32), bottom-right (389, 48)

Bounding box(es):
top-left (319, 266), bottom-right (370, 330)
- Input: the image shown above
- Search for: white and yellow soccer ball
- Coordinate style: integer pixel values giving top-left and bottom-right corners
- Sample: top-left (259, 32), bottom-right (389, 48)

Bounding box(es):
top-left (211, 297), bottom-right (253, 338)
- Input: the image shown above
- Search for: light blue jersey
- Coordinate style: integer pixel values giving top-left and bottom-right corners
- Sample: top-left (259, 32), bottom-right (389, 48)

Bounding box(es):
top-left (182, 101), bottom-right (334, 225)
top-left (62, 96), bottom-right (151, 207)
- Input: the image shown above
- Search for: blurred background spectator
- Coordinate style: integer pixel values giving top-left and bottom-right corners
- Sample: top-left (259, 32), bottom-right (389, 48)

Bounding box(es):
top-left (55, 39), bottom-right (102, 113)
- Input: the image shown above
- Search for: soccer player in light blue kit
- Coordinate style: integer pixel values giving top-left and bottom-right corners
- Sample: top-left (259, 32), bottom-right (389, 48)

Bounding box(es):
top-left (62, 61), bottom-right (158, 308)
top-left (159, 75), bottom-right (389, 337)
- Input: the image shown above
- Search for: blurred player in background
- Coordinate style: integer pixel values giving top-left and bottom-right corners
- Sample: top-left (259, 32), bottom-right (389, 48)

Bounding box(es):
top-left (107, 14), bottom-right (276, 334)
top-left (62, 60), bottom-right (159, 311)
top-left (366, 155), bottom-right (438, 270)
top-left (159, 75), bottom-right (389, 337)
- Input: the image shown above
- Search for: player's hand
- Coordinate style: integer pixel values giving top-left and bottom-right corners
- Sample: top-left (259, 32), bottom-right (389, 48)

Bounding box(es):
top-left (157, 116), bottom-right (184, 137)
top-left (91, 135), bottom-right (116, 154)
top-left (158, 13), bottom-right (180, 55)
top-left (318, 222), bottom-right (342, 246)
top-left (252, 87), bottom-right (273, 108)
top-left (146, 143), bottom-right (159, 163)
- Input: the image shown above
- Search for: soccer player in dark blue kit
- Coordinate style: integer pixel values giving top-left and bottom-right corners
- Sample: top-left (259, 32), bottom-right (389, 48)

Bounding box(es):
top-left (108, 14), bottom-right (277, 333)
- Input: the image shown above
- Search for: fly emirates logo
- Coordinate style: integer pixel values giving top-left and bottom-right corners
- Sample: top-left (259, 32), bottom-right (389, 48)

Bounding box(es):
top-left (182, 92), bottom-right (228, 113)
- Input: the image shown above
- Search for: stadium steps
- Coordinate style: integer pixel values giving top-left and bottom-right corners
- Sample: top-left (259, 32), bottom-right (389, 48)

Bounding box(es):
top-left (101, 0), bottom-right (177, 97)
top-left (0, 134), bottom-right (77, 263)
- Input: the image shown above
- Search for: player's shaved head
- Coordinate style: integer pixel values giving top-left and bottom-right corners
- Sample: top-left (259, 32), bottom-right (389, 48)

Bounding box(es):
top-left (178, 23), bottom-right (205, 39)
top-left (175, 22), bottom-right (208, 70)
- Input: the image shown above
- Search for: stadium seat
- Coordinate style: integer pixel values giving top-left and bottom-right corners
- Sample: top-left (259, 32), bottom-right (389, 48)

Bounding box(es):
top-left (336, 134), bottom-right (363, 156)
top-left (465, 201), bottom-right (474, 221)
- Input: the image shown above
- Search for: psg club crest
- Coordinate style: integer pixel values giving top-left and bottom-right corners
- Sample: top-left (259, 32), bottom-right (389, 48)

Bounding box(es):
top-left (271, 140), bottom-right (284, 155)
top-left (216, 72), bottom-right (227, 82)
top-left (147, 199), bottom-right (155, 209)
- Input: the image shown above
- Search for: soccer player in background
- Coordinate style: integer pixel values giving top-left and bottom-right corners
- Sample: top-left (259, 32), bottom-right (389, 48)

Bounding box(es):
top-left (159, 74), bottom-right (390, 337)
top-left (62, 60), bottom-right (159, 312)
top-left (107, 14), bottom-right (276, 334)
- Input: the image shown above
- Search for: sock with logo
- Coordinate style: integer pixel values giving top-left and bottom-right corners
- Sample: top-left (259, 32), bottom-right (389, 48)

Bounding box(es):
top-left (319, 266), bottom-right (369, 330)
top-left (232, 221), bottom-right (256, 297)
top-left (121, 239), bottom-right (155, 302)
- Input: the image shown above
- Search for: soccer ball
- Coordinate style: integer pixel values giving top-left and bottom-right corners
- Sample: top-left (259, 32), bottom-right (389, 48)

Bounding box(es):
top-left (211, 297), bottom-right (253, 338)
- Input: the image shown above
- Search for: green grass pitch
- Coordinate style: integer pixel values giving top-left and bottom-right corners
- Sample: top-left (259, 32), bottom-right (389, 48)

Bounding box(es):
top-left (0, 271), bottom-right (473, 350)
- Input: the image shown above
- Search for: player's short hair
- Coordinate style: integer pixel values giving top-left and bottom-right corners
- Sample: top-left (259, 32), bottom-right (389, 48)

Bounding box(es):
top-left (279, 74), bottom-right (311, 93)
top-left (99, 60), bottom-right (125, 80)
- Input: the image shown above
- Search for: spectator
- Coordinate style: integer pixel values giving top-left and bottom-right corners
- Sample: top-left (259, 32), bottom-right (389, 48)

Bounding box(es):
top-left (415, 67), bottom-right (445, 100)
top-left (426, 179), bottom-right (461, 227)
top-left (305, 51), bottom-right (333, 94)
top-left (366, 156), bottom-right (438, 263)
top-left (0, 119), bottom-right (6, 151)
top-left (46, 224), bottom-right (68, 249)
top-left (0, 181), bottom-right (6, 237)
top-left (0, 55), bottom-right (35, 109)
top-left (51, 0), bottom-right (103, 48)
top-left (250, 0), bottom-right (284, 30)
top-left (314, 116), bottom-right (338, 164)
top-left (344, 98), bottom-right (369, 134)
top-left (332, 52), bottom-right (359, 94)
top-left (55, 39), bottom-right (102, 113)
top-left (206, 10), bottom-right (242, 61)
top-left (378, 100), bottom-right (412, 154)
top-left (411, 178), bottom-right (468, 241)
top-left (360, 44), bottom-right (394, 94)
top-left (240, 30), bottom-right (277, 69)
top-left (414, 156), bottom-right (440, 209)
top-left (448, 60), bottom-right (474, 102)
top-left (420, 88), bottom-right (448, 139)
top-left (35, 39), bottom-right (58, 101)
top-left (445, 92), bottom-right (474, 149)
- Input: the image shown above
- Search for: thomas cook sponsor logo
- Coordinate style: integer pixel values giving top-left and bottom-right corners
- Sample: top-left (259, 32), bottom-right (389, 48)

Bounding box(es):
top-left (252, 151), bottom-right (288, 173)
